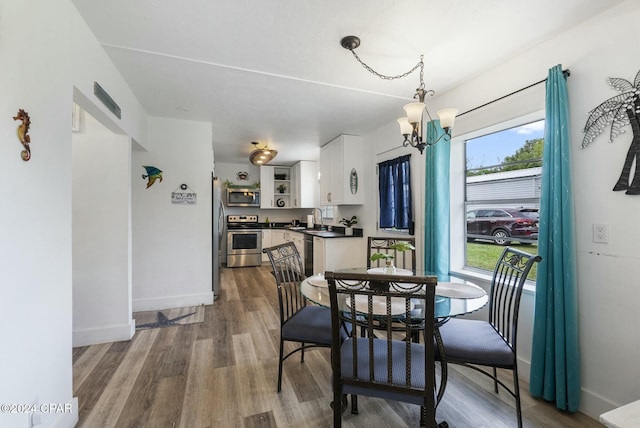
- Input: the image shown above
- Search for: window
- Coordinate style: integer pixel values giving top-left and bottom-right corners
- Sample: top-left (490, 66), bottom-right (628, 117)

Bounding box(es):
top-left (378, 154), bottom-right (413, 232)
top-left (320, 205), bottom-right (334, 221)
top-left (464, 119), bottom-right (543, 277)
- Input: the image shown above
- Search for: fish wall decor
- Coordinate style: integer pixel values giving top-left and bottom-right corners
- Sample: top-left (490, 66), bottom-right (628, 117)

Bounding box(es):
top-left (142, 165), bottom-right (163, 188)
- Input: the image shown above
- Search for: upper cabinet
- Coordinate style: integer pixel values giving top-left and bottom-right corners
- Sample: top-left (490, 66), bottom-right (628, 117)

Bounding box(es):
top-left (291, 160), bottom-right (317, 208)
top-left (320, 135), bottom-right (363, 205)
top-left (260, 162), bottom-right (317, 209)
top-left (260, 165), bottom-right (290, 208)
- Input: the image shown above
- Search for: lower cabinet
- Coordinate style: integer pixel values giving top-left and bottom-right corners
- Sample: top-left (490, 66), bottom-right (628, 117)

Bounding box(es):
top-left (271, 230), bottom-right (286, 247)
top-left (313, 237), bottom-right (363, 274)
top-left (261, 230), bottom-right (272, 262)
top-left (289, 232), bottom-right (305, 260)
top-left (269, 230), bottom-right (304, 260)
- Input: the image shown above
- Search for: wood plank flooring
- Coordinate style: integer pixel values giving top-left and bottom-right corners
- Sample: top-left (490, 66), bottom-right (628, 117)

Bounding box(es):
top-left (73, 265), bottom-right (603, 427)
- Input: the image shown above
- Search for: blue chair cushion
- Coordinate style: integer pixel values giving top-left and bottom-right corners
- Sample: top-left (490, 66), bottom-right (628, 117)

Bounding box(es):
top-left (340, 337), bottom-right (427, 406)
top-left (438, 318), bottom-right (514, 368)
top-left (281, 305), bottom-right (333, 345)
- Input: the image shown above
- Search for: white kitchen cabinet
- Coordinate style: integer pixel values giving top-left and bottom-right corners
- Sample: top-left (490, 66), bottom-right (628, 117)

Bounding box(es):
top-left (288, 231), bottom-right (305, 260)
top-left (269, 230), bottom-right (304, 260)
top-left (319, 135), bottom-right (363, 205)
top-left (313, 236), bottom-right (363, 273)
top-left (260, 165), bottom-right (292, 209)
top-left (271, 229), bottom-right (287, 246)
top-left (291, 160), bottom-right (318, 208)
top-left (260, 165), bottom-right (274, 208)
top-left (261, 229), bottom-right (272, 262)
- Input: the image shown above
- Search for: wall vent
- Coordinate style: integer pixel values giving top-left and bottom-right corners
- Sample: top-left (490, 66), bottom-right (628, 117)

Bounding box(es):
top-left (93, 82), bottom-right (121, 119)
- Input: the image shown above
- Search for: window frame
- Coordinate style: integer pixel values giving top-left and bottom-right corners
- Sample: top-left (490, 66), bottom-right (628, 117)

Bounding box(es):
top-left (449, 110), bottom-right (544, 289)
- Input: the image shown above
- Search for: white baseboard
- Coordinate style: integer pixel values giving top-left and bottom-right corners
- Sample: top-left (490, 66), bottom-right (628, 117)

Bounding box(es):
top-left (73, 320), bottom-right (135, 347)
top-left (576, 387), bottom-right (618, 421)
top-left (518, 357), bottom-right (531, 383)
top-left (132, 291), bottom-right (214, 312)
top-left (518, 356), bottom-right (613, 421)
top-left (47, 397), bottom-right (78, 428)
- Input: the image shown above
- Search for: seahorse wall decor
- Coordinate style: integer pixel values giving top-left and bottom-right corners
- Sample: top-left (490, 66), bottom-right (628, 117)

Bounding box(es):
top-left (583, 69), bottom-right (640, 195)
top-left (13, 109), bottom-right (31, 161)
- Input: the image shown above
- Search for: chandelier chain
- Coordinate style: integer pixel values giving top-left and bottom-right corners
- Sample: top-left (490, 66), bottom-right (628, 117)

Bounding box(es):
top-left (349, 49), bottom-right (424, 83)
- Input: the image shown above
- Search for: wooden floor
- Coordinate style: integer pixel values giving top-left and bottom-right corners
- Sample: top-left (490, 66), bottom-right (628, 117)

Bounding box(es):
top-left (73, 265), bottom-right (603, 428)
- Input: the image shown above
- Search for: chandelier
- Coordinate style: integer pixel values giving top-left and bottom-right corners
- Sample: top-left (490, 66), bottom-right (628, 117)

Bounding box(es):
top-left (340, 35), bottom-right (458, 154)
top-left (249, 142), bottom-right (278, 165)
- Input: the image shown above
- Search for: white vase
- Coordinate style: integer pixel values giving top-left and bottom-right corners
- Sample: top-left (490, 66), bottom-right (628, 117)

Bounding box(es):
top-left (384, 261), bottom-right (396, 275)
top-left (344, 227), bottom-right (353, 236)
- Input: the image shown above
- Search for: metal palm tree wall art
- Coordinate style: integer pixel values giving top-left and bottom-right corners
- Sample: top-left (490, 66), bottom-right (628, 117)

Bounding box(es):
top-left (582, 69), bottom-right (640, 195)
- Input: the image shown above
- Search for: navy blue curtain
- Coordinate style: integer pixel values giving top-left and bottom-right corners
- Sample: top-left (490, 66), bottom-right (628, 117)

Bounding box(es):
top-left (378, 155), bottom-right (412, 230)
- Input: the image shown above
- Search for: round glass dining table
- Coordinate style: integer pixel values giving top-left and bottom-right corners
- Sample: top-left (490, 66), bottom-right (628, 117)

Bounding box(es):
top-left (300, 267), bottom-right (489, 320)
top-left (300, 267), bottom-right (489, 408)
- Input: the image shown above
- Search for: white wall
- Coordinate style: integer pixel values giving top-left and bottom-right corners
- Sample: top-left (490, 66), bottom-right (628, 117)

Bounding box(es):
top-left (132, 117), bottom-right (214, 311)
top-left (72, 110), bottom-right (134, 346)
top-left (351, 124), bottom-right (423, 268)
top-left (0, 1), bottom-right (149, 426)
top-left (362, 0), bottom-right (640, 419)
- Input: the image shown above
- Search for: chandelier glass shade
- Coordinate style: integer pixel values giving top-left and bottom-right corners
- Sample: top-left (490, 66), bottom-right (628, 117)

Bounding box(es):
top-left (340, 35), bottom-right (458, 154)
top-left (249, 142), bottom-right (277, 165)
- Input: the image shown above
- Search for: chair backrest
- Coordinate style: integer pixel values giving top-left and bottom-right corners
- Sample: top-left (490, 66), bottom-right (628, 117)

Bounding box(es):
top-left (366, 237), bottom-right (417, 270)
top-left (325, 270), bottom-right (438, 412)
top-left (488, 247), bottom-right (542, 349)
top-left (263, 242), bottom-right (307, 325)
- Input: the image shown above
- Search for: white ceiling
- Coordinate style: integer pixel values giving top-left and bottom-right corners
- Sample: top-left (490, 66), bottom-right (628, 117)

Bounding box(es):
top-left (71, 0), bottom-right (622, 165)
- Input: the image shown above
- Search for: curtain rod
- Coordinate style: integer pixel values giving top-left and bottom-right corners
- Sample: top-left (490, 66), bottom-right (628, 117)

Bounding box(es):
top-left (457, 69), bottom-right (570, 118)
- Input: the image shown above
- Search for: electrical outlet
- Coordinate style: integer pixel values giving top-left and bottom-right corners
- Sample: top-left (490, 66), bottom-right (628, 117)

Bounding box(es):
top-left (593, 224), bottom-right (608, 243)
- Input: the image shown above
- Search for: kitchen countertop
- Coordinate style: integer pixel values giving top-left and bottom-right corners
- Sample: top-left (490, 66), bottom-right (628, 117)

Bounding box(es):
top-left (261, 224), bottom-right (362, 238)
top-left (301, 229), bottom-right (355, 238)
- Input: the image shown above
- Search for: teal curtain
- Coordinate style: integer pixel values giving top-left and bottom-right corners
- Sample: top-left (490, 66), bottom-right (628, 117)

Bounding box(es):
top-left (529, 64), bottom-right (581, 411)
top-left (424, 120), bottom-right (450, 275)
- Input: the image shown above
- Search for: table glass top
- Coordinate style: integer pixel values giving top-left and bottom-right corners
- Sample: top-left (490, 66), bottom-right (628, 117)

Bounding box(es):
top-left (300, 268), bottom-right (488, 319)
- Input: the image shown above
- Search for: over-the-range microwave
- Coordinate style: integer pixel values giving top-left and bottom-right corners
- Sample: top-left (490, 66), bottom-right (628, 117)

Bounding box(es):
top-left (226, 188), bottom-right (260, 207)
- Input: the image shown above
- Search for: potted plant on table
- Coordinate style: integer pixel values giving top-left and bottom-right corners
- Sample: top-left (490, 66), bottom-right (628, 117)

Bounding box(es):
top-left (369, 241), bottom-right (416, 274)
top-left (339, 215), bottom-right (358, 236)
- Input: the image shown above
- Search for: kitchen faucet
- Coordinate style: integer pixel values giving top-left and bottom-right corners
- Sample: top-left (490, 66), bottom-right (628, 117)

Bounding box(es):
top-left (311, 208), bottom-right (324, 229)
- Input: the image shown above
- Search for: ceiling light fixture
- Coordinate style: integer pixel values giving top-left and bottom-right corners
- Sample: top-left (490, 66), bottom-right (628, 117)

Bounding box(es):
top-left (249, 141), bottom-right (278, 165)
top-left (340, 35), bottom-right (458, 154)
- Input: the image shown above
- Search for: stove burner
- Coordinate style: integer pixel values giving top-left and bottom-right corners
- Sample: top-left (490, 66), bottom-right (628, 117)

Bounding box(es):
top-left (227, 214), bottom-right (260, 230)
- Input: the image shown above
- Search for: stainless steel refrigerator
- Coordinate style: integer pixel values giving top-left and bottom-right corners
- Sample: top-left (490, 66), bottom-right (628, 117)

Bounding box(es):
top-left (212, 175), bottom-right (225, 299)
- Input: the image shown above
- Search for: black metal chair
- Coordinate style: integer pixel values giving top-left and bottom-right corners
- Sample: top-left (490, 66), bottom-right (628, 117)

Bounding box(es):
top-left (367, 237), bottom-right (417, 271)
top-left (367, 237), bottom-right (420, 342)
top-left (263, 242), bottom-right (334, 392)
top-left (437, 247), bottom-right (541, 428)
top-left (326, 270), bottom-right (448, 428)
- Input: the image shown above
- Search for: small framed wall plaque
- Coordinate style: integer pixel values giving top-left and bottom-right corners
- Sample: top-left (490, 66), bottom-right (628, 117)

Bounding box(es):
top-left (350, 168), bottom-right (358, 194)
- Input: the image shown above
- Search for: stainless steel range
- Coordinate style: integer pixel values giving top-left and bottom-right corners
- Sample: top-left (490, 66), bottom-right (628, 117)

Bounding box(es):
top-left (226, 215), bottom-right (262, 267)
